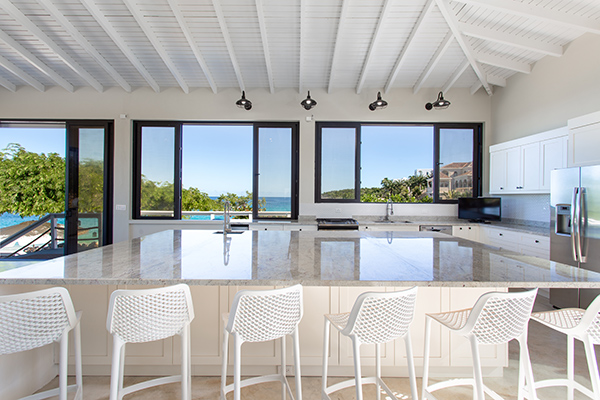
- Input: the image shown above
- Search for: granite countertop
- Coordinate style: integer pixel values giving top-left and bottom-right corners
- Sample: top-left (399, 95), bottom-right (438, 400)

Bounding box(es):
top-left (0, 229), bottom-right (595, 288)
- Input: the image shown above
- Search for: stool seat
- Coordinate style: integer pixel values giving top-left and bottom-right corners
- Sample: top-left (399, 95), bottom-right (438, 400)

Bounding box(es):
top-left (530, 295), bottom-right (600, 399)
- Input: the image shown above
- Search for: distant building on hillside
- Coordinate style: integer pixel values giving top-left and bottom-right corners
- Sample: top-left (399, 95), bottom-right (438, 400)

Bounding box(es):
top-left (414, 168), bottom-right (433, 177)
top-left (426, 162), bottom-right (472, 199)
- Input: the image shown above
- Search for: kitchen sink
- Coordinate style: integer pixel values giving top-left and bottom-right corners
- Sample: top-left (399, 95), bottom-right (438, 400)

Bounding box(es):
top-left (213, 231), bottom-right (245, 234)
top-left (375, 220), bottom-right (412, 224)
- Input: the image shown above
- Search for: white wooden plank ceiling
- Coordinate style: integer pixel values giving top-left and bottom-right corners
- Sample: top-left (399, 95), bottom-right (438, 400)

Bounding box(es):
top-left (0, 0), bottom-right (597, 95)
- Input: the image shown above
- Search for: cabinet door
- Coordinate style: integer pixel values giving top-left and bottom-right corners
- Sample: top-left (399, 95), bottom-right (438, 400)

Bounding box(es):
top-left (520, 142), bottom-right (540, 191)
top-left (489, 151), bottom-right (507, 193)
top-left (540, 136), bottom-right (567, 191)
top-left (505, 147), bottom-right (521, 192)
top-left (569, 122), bottom-right (600, 167)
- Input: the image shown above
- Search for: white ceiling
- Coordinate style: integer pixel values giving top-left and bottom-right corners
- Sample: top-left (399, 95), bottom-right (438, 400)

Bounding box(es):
top-left (0, 0), bottom-right (598, 96)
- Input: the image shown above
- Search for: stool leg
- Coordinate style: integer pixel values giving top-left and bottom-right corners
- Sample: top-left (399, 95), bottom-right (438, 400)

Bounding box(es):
top-left (182, 325), bottom-right (191, 400)
top-left (322, 318), bottom-right (331, 398)
top-left (404, 332), bottom-right (418, 400)
top-left (233, 334), bottom-right (242, 400)
top-left (221, 330), bottom-right (229, 400)
top-left (375, 343), bottom-right (381, 400)
top-left (109, 337), bottom-right (124, 400)
top-left (58, 330), bottom-right (69, 400)
top-left (281, 334), bottom-right (287, 400)
top-left (74, 319), bottom-right (83, 399)
top-left (352, 337), bottom-right (363, 400)
top-left (422, 317), bottom-right (432, 400)
top-left (469, 336), bottom-right (485, 400)
top-left (567, 334), bottom-right (575, 400)
top-left (517, 334), bottom-right (537, 400)
top-left (292, 328), bottom-right (302, 400)
top-left (583, 336), bottom-right (600, 397)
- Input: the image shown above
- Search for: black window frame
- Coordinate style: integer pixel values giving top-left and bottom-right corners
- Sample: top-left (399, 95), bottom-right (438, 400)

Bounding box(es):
top-left (133, 120), bottom-right (299, 220)
top-left (315, 121), bottom-right (482, 203)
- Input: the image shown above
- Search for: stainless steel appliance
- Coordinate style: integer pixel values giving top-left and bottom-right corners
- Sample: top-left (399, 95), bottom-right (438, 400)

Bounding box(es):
top-left (419, 225), bottom-right (452, 234)
top-left (316, 218), bottom-right (359, 230)
top-left (550, 165), bottom-right (600, 309)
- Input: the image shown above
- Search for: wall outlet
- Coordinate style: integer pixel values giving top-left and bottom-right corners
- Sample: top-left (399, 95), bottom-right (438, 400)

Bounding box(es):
top-left (115, 204), bottom-right (126, 211)
top-left (335, 208), bottom-right (341, 213)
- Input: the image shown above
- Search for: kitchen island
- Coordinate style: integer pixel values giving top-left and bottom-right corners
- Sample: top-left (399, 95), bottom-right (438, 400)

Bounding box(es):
top-left (2, 229), bottom-right (600, 392)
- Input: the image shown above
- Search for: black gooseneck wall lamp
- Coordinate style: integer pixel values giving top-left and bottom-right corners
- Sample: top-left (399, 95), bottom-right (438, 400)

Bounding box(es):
top-left (425, 91), bottom-right (451, 110)
top-left (236, 91), bottom-right (252, 110)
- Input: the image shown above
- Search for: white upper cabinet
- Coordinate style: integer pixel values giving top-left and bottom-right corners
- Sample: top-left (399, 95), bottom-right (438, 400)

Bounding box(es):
top-left (568, 110), bottom-right (600, 167)
top-left (489, 126), bottom-right (567, 194)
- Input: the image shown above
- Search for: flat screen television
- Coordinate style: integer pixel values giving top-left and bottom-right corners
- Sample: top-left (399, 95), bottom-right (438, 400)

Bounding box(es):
top-left (458, 197), bottom-right (501, 222)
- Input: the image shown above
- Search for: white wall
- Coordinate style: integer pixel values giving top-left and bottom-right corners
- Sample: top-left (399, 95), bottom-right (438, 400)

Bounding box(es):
top-left (0, 86), bottom-right (491, 242)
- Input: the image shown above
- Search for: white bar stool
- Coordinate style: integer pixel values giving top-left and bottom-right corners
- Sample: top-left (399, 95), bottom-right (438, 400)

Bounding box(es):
top-left (0, 287), bottom-right (82, 400)
top-left (106, 284), bottom-right (195, 400)
top-left (322, 287), bottom-right (419, 400)
top-left (221, 284), bottom-right (303, 400)
top-left (422, 288), bottom-right (538, 400)
top-left (530, 294), bottom-right (600, 399)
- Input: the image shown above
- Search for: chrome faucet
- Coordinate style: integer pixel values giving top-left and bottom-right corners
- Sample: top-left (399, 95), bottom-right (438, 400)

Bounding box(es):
top-left (384, 198), bottom-right (394, 221)
top-left (223, 200), bottom-right (231, 233)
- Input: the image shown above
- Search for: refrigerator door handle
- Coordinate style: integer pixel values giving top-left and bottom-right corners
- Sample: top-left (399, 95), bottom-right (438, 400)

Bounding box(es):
top-left (571, 187), bottom-right (579, 262)
top-left (578, 187), bottom-right (587, 263)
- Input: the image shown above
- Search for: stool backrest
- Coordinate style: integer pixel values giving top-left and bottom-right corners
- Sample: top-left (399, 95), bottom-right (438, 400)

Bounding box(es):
top-left (343, 287), bottom-right (417, 344)
top-left (107, 284), bottom-right (194, 343)
top-left (581, 294), bottom-right (600, 343)
top-left (0, 287), bottom-right (77, 355)
top-left (226, 284), bottom-right (303, 343)
top-left (466, 288), bottom-right (537, 345)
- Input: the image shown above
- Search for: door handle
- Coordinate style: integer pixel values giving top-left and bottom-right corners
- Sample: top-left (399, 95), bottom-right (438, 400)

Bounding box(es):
top-left (578, 187), bottom-right (587, 263)
top-left (571, 187), bottom-right (579, 262)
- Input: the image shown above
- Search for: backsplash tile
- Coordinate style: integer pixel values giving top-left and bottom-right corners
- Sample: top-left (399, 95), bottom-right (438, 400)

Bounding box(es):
top-left (498, 194), bottom-right (550, 224)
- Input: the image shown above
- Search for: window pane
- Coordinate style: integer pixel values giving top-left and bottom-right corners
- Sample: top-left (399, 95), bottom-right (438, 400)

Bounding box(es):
top-left (258, 127), bottom-right (291, 218)
top-left (439, 128), bottom-right (474, 200)
top-left (140, 126), bottom-right (175, 217)
top-left (361, 125), bottom-right (433, 203)
top-left (182, 125), bottom-right (252, 220)
top-left (321, 127), bottom-right (356, 200)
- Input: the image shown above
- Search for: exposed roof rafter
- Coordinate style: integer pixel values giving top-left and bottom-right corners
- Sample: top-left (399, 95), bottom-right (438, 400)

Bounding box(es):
top-left (356, 0), bottom-right (394, 94)
top-left (436, 0), bottom-right (493, 95)
top-left (35, 0), bottom-right (131, 92)
top-left (328, 0), bottom-right (352, 94)
top-left (442, 59), bottom-right (469, 94)
top-left (384, 0), bottom-right (435, 93)
top-left (413, 31), bottom-right (454, 94)
top-left (212, 0), bottom-right (245, 92)
top-left (123, 0), bottom-right (189, 93)
top-left (476, 52), bottom-right (532, 74)
top-left (458, 22), bottom-right (563, 57)
top-left (0, 30), bottom-right (73, 92)
top-left (299, 0), bottom-right (306, 93)
top-left (166, 0), bottom-right (217, 94)
top-left (79, 0), bottom-right (160, 93)
top-left (456, 0), bottom-right (600, 35)
top-left (255, 0), bottom-right (274, 94)
top-left (487, 74), bottom-right (506, 87)
top-left (0, 73), bottom-right (15, 92)
top-left (0, 53), bottom-right (44, 91)
top-left (0, 0), bottom-right (103, 92)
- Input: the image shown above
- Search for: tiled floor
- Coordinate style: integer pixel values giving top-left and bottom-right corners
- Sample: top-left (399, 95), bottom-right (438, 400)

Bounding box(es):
top-left (40, 295), bottom-right (599, 399)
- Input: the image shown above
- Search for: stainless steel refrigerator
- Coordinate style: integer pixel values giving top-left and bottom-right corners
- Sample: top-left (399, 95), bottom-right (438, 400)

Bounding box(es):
top-left (550, 165), bottom-right (600, 309)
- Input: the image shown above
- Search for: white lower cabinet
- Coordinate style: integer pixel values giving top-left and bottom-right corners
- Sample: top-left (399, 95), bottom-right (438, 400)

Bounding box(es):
top-left (452, 225), bottom-right (480, 241)
top-left (479, 226), bottom-right (549, 259)
top-left (56, 285), bottom-right (507, 377)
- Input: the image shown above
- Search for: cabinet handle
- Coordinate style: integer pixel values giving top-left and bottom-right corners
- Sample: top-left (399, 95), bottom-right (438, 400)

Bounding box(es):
top-left (535, 240), bottom-right (539, 243)
top-left (499, 233), bottom-right (503, 236)
top-left (500, 187), bottom-right (504, 190)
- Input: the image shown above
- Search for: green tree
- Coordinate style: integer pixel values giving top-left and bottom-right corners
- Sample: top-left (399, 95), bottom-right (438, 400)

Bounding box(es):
top-left (182, 187), bottom-right (218, 212)
top-left (79, 159), bottom-right (104, 212)
top-left (0, 143), bottom-right (65, 216)
top-left (140, 176), bottom-right (174, 211)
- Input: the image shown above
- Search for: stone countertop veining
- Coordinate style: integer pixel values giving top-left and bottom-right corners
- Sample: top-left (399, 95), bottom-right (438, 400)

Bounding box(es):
top-left (0, 229), bottom-right (595, 288)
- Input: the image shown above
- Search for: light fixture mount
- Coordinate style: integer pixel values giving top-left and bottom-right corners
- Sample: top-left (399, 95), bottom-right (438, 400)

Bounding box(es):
top-left (369, 91), bottom-right (388, 111)
top-left (425, 91), bottom-right (450, 110)
top-left (300, 91), bottom-right (317, 110)
top-left (236, 91), bottom-right (252, 110)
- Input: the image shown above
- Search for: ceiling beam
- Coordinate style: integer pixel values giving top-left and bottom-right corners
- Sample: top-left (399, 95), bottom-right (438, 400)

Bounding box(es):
top-left (384, 0), bottom-right (435, 93)
top-left (35, 0), bottom-right (131, 92)
top-left (328, 0), bottom-right (352, 94)
top-left (486, 73), bottom-right (506, 87)
top-left (435, 0), bottom-right (493, 95)
top-left (470, 81), bottom-right (483, 95)
top-left (212, 0), bottom-right (245, 92)
top-left (441, 59), bottom-right (469, 94)
top-left (476, 52), bottom-right (531, 74)
top-left (0, 0), bottom-right (103, 92)
top-left (255, 0), bottom-right (274, 94)
top-left (413, 31), bottom-right (453, 94)
top-left (456, 0), bottom-right (600, 35)
top-left (357, 0), bottom-right (395, 94)
top-left (0, 53), bottom-right (44, 91)
top-left (0, 30), bottom-right (73, 92)
top-left (79, 0), bottom-right (160, 92)
top-left (299, 0), bottom-right (306, 93)
top-left (458, 22), bottom-right (563, 57)
top-left (123, 0), bottom-right (189, 93)
top-left (0, 74), bottom-right (16, 92)
top-left (166, 0), bottom-right (217, 94)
